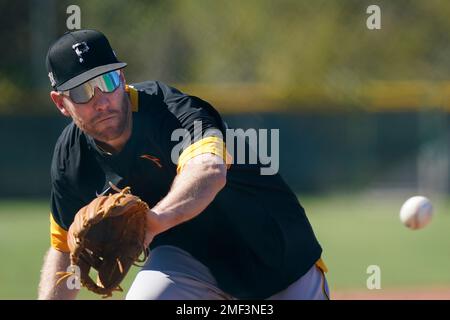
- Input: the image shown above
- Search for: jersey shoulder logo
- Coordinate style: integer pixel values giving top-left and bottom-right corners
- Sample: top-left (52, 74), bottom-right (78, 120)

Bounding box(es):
top-left (140, 154), bottom-right (162, 168)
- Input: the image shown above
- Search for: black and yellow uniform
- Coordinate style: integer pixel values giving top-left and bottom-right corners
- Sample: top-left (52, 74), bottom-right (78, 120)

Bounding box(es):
top-left (50, 81), bottom-right (324, 299)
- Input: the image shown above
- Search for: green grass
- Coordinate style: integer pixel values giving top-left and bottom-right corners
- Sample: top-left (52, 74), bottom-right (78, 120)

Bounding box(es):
top-left (0, 194), bottom-right (449, 299)
top-left (301, 194), bottom-right (450, 291)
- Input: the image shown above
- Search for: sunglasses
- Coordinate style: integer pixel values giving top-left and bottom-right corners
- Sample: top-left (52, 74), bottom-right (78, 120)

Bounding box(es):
top-left (60, 70), bottom-right (121, 104)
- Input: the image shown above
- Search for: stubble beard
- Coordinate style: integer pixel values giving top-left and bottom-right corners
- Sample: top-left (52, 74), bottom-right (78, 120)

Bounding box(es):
top-left (79, 93), bottom-right (131, 142)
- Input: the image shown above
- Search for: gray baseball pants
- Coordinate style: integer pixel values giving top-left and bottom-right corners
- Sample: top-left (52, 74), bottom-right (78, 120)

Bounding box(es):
top-left (126, 245), bottom-right (330, 300)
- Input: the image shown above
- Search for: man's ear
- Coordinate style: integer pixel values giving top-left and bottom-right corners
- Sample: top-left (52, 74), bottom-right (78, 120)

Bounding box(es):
top-left (50, 91), bottom-right (70, 117)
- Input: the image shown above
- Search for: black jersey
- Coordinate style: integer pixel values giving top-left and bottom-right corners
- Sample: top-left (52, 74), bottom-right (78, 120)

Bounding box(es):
top-left (49, 81), bottom-right (323, 299)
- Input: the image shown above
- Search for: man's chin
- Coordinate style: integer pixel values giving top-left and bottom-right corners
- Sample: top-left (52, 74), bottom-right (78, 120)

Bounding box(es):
top-left (89, 125), bottom-right (124, 142)
top-left (92, 119), bottom-right (127, 140)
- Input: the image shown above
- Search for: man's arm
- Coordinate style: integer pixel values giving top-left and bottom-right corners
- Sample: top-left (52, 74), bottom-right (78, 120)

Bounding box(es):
top-left (145, 153), bottom-right (227, 244)
top-left (38, 247), bottom-right (79, 300)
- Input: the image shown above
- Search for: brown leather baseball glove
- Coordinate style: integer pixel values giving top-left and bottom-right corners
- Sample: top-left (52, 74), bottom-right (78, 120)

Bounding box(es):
top-left (57, 184), bottom-right (150, 298)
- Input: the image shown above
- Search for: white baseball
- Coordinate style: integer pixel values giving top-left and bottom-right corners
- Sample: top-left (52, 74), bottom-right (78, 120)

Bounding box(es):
top-left (399, 196), bottom-right (433, 230)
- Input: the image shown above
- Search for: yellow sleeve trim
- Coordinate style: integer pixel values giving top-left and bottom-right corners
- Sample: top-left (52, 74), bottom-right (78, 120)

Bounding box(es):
top-left (177, 136), bottom-right (233, 174)
top-left (50, 213), bottom-right (70, 252)
top-left (125, 84), bottom-right (139, 112)
top-left (315, 257), bottom-right (328, 273)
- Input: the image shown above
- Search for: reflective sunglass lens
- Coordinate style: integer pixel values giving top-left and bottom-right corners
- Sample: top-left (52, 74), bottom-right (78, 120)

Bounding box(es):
top-left (65, 70), bottom-right (121, 104)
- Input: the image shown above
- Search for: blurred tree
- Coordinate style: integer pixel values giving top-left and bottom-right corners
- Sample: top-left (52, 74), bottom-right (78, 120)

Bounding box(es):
top-left (0, 0), bottom-right (449, 114)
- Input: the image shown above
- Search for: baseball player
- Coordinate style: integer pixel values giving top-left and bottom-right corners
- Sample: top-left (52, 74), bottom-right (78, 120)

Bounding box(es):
top-left (38, 29), bottom-right (330, 300)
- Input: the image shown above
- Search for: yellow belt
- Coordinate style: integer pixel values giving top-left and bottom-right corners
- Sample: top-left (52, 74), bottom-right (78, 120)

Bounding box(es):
top-left (315, 258), bottom-right (328, 273)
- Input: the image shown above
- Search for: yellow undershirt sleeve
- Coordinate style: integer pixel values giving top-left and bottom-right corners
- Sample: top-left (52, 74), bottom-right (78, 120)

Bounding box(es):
top-left (177, 136), bottom-right (233, 174)
top-left (49, 213), bottom-right (70, 252)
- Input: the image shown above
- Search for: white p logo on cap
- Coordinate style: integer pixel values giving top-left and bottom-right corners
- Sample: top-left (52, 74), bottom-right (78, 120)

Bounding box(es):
top-left (72, 42), bottom-right (90, 63)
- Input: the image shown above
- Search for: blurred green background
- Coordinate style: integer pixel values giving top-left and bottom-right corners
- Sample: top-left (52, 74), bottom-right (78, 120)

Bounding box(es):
top-left (2, 196), bottom-right (450, 299)
top-left (0, 0), bottom-right (449, 299)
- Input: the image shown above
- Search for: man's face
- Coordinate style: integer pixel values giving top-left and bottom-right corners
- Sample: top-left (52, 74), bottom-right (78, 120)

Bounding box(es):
top-left (51, 71), bottom-right (131, 143)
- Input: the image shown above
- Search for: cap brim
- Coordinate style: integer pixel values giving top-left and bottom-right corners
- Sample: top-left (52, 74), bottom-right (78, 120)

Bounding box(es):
top-left (56, 62), bottom-right (127, 91)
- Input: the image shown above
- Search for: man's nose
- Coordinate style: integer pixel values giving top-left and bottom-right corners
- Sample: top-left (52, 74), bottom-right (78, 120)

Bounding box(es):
top-left (92, 87), bottom-right (109, 111)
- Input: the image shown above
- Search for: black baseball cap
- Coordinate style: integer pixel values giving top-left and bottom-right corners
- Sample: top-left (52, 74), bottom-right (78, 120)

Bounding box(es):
top-left (46, 29), bottom-right (127, 91)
